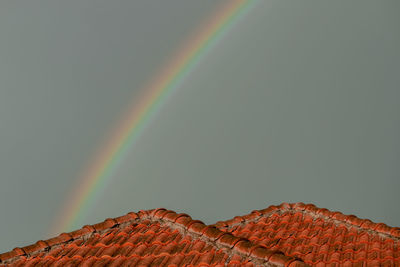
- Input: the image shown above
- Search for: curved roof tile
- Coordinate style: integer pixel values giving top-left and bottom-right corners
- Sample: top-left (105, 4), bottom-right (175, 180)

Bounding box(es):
top-left (214, 202), bottom-right (400, 266)
top-left (0, 207), bottom-right (306, 267)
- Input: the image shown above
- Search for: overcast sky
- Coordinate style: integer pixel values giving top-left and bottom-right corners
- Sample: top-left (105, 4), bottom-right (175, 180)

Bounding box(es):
top-left (0, 0), bottom-right (399, 253)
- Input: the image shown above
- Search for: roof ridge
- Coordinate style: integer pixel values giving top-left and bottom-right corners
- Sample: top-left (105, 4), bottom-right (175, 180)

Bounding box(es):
top-left (142, 208), bottom-right (307, 266)
top-left (214, 202), bottom-right (400, 240)
top-left (0, 208), bottom-right (308, 266)
top-left (0, 209), bottom-right (147, 264)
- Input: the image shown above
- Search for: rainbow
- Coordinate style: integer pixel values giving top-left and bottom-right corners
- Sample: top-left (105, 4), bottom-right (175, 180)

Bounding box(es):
top-left (53, 0), bottom-right (257, 234)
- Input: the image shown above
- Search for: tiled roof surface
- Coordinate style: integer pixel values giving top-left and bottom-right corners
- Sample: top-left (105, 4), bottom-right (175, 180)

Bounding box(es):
top-left (215, 203), bottom-right (400, 267)
top-left (0, 208), bottom-right (306, 267)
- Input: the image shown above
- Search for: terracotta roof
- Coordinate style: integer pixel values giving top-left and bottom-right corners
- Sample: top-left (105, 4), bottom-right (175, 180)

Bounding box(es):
top-left (0, 208), bottom-right (306, 267)
top-left (214, 203), bottom-right (400, 266)
top-left (1, 203), bottom-right (399, 266)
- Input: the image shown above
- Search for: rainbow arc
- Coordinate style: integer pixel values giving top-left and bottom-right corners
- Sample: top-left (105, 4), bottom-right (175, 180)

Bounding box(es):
top-left (53, 0), bottom-right (257, 234)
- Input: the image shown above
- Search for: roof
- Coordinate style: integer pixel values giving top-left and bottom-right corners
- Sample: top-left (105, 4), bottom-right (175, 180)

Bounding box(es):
top-left (214, 203), bottom-right (400, 266)
top-left (0, 208), bottom-right (306, 267)
top-left (1, 203), bottom-right (399, 267)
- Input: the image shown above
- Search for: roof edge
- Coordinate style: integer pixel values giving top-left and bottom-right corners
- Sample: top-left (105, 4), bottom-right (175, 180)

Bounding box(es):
top-left (214, 202), bottom-right (400, 239)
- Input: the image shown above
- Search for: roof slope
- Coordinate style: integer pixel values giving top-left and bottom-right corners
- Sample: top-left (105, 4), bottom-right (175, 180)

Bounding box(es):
top-left (214, 203), bottom-right (400, 266)
top-left (0, 208), bottom-right (306, 267)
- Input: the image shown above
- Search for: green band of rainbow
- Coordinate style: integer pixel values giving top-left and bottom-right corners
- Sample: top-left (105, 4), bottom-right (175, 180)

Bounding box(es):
top-left (53, 0), bottom-right (256, 234)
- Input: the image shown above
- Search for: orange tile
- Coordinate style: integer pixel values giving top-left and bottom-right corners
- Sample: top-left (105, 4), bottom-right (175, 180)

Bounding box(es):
top-left (2, 203), bottom-right (399, 266)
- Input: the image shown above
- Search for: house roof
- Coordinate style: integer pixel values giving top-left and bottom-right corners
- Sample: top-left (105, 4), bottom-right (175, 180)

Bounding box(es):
top-left (1, 203), bottom-right (399, 266)
top-left (0, 208), bottom-right (306, 267)
top-left (214, 203), bottom-right (400, 266)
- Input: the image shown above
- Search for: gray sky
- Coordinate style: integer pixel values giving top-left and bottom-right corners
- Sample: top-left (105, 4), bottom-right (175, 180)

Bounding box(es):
top-left (0, 0), bottom-right (399, 253)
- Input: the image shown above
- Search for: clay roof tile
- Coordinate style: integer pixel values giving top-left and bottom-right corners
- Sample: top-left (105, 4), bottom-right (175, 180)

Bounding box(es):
top-left (202, 226), bottom-right (225, 241)
top-left (92, 219), bottom-right (116, 232)
top-left (249, 246), bottom-right (274, 260)
top-left (233, 239), bottom-right (253, 255)
top-left (136, 210), bottom-right (150, 218)
top-left (4, 202), bottom-right (397, 266)
top-left (21, 244), bottom-right (40, 255)
top-left (44, 233), bottom-right (72, 247)
top-left (82, 225), bottom-right (96, 233)
top-left (174, 214), bottom-right (193, 227)
top-left (188, 222), bottom-right (207, 235)
top-left (126, 211), bottom-right (139, 220)
top-left (0, 251), bottom-right (18, 262)
top-left (213, 202), bottom-right (400, 266)
top-left (173, 213), bottom-right (190, 223)
top-left (1, 207), bottom-right (308, 266)
top-left (163, 211), bottom-right (181, 222)
top-left (11, 247), bottom-right (26, 257)
top-left (216, 234), bottom-right (240, 248)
